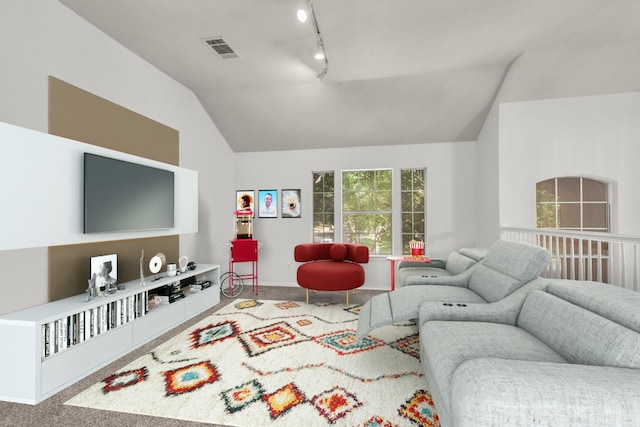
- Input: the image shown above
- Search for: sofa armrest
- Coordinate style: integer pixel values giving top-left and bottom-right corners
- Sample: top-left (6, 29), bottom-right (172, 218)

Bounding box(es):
top-left (451, 358), bottom-right (640, 427)
top-left (398, 259), bottom-right (446, 270)
top-left (417, 277), bottom-right (549, 328)
top-left (405, 266), bottom-right (474, 287)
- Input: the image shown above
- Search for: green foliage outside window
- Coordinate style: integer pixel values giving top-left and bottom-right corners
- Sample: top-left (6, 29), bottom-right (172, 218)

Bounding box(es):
top-left (342, 170), bottom-right (392, 254)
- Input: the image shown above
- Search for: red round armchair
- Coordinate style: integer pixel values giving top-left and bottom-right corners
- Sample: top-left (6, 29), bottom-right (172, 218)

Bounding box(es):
top-left (294, 242), bottom-right (369, 305)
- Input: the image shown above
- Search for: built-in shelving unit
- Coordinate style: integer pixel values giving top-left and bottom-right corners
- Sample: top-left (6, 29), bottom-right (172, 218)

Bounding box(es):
top-left (0, 264), bottom-right (220, 404)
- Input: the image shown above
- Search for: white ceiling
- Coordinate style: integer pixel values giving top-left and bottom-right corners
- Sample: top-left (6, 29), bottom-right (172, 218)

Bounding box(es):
top-left (58, 0), bottom-right (640, 152)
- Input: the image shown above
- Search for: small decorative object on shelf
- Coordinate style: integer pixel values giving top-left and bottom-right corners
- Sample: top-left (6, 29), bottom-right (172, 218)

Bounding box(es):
top-left (139, 249), bottom-right (146, 287)
top-left (148, 252), bottom-right (167, 281)
top-left (85, 278), bottom-right (96, 301)
top-left (178, 255), bottom-right (189, 273)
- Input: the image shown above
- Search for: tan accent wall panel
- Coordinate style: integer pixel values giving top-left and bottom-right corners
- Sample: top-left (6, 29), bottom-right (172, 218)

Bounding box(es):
top-left (47, 76), bottom-right (181, 302)
top-left (49, 236), bottom-right (179, 301)
top-left (48, 76), bottom-right (179, 165)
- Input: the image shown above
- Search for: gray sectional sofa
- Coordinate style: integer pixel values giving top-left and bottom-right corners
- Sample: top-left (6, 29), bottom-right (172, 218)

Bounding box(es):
top-left (419, 279), bottom-right (640, 426)
top-left (356, 239), bottom-right (640, 426)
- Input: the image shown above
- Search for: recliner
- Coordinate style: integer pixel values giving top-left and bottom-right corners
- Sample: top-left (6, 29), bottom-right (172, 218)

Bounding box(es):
top-left (396, 246), bottom-right (488, 288)
top-left (356, 240), bottom-right (551, 341)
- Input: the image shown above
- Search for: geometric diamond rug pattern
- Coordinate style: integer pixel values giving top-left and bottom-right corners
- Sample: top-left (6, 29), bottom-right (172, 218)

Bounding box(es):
top-left (65, 299), bottom-right (440, 426)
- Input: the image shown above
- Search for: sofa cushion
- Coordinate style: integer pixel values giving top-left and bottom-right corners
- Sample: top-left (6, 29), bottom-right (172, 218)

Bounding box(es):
top-left (420, 320), bottom-right (567, 425)
top-left (468, 240), bottom-right (551, 303)
top-left (329, 243), bottom-right (347, 261)
top-left (450, 358), bottom-right (640, 427)
top-left (296, 260), bottom-right (364, 291)
top-left (445, 251), bottom-right (477, 275)
top-left (517, 290), bottom-right (640, 368)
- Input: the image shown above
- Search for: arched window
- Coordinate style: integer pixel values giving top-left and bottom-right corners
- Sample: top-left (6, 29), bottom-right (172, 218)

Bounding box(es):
top-left (536, 177), bottom-right (609, 232)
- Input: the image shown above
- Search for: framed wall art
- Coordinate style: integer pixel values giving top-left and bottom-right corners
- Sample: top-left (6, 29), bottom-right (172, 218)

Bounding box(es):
top-left (281, 189), bottom-right (301, 218)
top-left (236, 190), bottom-right (255, 214)
top-left (258, 190), bottom-right (278, 218)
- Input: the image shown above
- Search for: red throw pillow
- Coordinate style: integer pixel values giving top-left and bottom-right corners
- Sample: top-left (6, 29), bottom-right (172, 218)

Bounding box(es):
top-left (329, 244), bottom-right (347, 261)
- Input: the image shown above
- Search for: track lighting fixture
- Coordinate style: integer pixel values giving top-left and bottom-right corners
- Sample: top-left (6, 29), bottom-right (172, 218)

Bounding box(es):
top-left (297, 0), bottom-right (329, 81)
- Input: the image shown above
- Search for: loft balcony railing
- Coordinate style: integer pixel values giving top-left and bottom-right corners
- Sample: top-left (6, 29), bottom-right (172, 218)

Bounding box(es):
top-left (500, 226), bottom-right (640, 292)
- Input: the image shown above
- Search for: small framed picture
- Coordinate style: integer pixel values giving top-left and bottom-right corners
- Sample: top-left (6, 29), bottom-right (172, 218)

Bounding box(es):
top-left (90, 253), bottom-right (118, 295)
top-left (281, 189), bottom-right (301, 218)
top-left (236, 190), bottom-right (255, 214)
top-left (258, 190), bottom-right (278, 218)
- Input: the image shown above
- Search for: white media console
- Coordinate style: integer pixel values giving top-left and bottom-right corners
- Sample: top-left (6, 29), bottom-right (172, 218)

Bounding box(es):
top-left (0, 264), bottom-right (220, 404)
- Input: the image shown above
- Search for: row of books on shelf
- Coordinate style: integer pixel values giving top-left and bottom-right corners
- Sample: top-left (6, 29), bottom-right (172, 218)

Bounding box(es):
top-left (41, 291), bottom-right (149, 358)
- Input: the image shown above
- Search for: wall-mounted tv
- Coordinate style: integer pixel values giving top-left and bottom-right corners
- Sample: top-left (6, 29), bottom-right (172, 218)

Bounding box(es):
top-left (84, 153), bottom-right (175, 233)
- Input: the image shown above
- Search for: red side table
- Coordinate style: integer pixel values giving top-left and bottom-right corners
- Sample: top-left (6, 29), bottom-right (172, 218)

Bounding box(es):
top-left (387, 256), bottom-right (431, 290)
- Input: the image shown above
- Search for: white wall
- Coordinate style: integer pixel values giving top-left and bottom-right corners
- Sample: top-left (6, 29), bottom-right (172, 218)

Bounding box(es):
top-left (0, 0), bottom-right (234, 314)
top-left (0, 122), bottom-right (199, 250)
top-left (235, 142), bottom-right (478, 289)
top-left (499, 92), bottom-right (640, 235)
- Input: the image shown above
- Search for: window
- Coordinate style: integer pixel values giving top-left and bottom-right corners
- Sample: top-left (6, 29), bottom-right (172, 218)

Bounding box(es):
top-left (312, 172), bottom-right (335, 242)
top-left (536, 177), bottom-right (609, 232)
top-left (536, 176), bottom-right (610, 282)
top-left (401, 169), bottom-right (426, 254)
top-left (342, 169), bottom-right (392, 255)
top-left (312, 168), bottom-right (426, 255)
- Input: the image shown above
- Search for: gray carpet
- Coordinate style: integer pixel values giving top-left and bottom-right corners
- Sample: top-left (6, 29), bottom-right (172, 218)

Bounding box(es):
top-left (0, 285), bottom-right (384, 427)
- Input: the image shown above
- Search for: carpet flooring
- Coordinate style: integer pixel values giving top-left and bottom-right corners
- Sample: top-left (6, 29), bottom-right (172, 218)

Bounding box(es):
top-left (0, 286), bottom-right (437, 427)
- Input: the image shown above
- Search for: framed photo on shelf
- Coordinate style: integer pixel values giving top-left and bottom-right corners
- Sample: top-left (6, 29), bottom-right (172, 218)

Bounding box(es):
top-left (90, 253), bottom-right (117, 295)
top-left (236, 190), bottom-right (255, 214)
top-left (281, 189), bottom-right (301, 218)
top-left (258, 190), bottom-right (278, 218)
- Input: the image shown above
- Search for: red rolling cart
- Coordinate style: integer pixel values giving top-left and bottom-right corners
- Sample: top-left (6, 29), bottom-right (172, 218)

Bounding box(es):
top-left (221, 210), bottom-right (259, 298)
top-left (221, 238), bottom-right (260, 298)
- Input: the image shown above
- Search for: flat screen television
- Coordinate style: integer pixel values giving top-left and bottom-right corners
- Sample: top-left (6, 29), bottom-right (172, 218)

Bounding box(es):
top-left (84, 153), bottom-right (175, 233)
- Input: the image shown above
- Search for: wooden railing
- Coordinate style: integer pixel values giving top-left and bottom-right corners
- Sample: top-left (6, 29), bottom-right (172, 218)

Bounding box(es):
top-left (501, 226), bottom-right (640, 292)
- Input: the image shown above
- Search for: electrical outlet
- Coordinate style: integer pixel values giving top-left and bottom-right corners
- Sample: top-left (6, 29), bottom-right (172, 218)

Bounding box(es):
top-left (287, 262), bottom-right (292, 270)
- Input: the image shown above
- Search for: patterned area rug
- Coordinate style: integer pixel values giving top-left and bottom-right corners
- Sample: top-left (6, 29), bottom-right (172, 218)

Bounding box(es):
top-left (66, 299), bottom-right (440, 426)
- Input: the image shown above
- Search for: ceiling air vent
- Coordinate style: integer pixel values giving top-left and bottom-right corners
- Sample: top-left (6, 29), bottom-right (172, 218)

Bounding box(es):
top-left (203, 37), bottom-right (239, 59)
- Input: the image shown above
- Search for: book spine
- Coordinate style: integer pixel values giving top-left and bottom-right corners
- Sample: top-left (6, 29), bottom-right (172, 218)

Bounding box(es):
top-left (85, 309), bottom-right (92, 340)
top-left (58, 317), bottom-right (67, 351)
top-left (116, 300), bottom-right (122, 327)
top-left (91, 307), bottom-right (98, 337)
top-left (42, 324), bottom-right (50, 358)
top-left (78, 311), bottom-right (85, 343)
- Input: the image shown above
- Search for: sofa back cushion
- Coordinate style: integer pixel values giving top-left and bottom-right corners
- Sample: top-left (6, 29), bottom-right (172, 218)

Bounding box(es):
top-left (444, 252), bottom-right (477, 275)
top-left (546, 281), bottom-right (640, 333)
top-left (294, 242), bottom-right (369, 264)
top-left (468, 240), bottom-right (551, 302)
top-left (517, 287), bottom-right (640, 368)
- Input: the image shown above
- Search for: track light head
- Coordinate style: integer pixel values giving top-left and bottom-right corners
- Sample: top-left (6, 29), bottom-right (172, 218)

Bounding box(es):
top-left (316, 67), bottom-right (328, 81)
top-left (296, 9), bottom-right (308, 22)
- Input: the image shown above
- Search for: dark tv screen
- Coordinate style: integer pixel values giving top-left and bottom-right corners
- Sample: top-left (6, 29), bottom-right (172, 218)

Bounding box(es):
top-left (84, 153), bottom-right (175, 233)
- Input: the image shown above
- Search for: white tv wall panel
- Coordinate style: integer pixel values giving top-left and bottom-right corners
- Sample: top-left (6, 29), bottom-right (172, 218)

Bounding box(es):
top-left (0, 121), bottom-right (198, 251)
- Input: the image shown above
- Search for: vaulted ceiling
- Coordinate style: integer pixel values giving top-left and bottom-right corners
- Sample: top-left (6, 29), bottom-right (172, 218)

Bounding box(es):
top-left (59, 0), bottom-right (640, 152)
